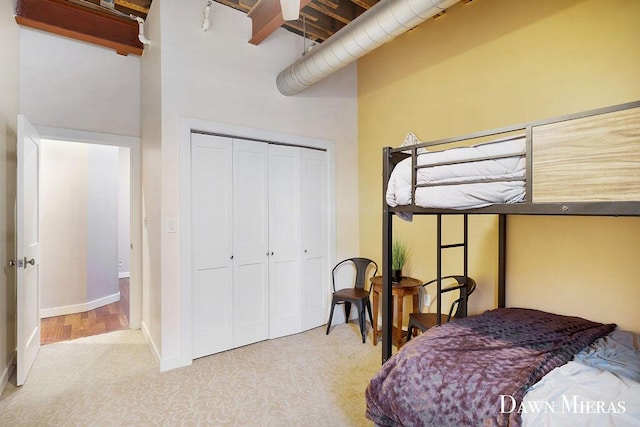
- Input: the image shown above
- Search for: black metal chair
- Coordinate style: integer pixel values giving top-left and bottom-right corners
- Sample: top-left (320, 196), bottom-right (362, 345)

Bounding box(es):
top-left (406, 275), bottom-right (476, 342)
top-left (326, 258), bottom-right (378, 343)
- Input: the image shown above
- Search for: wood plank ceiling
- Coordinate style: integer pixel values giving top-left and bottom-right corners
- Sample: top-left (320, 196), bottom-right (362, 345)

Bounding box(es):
top-left (221, 0), bottom-right (380, 43)
top-left (121, 0), bottom-right (381, 43)
top-left (15, 0), bottom-right (383, 55)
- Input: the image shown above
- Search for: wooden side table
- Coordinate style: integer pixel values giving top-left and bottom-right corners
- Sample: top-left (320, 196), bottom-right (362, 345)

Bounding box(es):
top-left (370, 276), bottom-right (422, 348)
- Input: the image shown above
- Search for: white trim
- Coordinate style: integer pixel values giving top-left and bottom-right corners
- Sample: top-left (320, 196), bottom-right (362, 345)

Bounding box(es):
top-left (118, 271), bottom-right (131, 279)
top-left (178, 117), bottom-right (337, 367)
top-left (160, 355), bottom-right (184, 372)
top-left (140, 320), bottom-right (161, 366)
top-left (35, 126), bottom-right (139, 147)
top-left (40, 292), bottom-right (120, 318)
top-left (33, 125), bottom-right (142, 330)
top-left (141, 320), bottom-right (183, 372)
top-left (0, 352), bottom-right (16, 394)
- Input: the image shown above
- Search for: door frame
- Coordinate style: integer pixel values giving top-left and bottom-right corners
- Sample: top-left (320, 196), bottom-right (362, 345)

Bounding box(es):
top-left (178, 117), bottom-right (336, 367)
top-left (34, 125), bottom-right (142, 329)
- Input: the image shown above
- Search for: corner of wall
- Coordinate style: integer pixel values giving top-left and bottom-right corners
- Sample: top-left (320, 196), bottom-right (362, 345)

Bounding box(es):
top-left (0, 351), bottom-right (16, 395)
top-left (1, 0), bottom-right (20, 399)
top-left (140, 319), bottom-right (161, 366)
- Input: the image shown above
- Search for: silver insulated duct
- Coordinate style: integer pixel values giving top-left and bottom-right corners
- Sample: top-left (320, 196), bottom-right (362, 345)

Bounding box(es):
top-left (276, 0), bottom-right (462, 96)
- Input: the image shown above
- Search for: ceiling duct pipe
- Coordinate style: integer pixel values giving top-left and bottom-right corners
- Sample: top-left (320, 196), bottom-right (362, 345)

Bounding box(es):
top-left (276, 0), bottom-right (461, 96)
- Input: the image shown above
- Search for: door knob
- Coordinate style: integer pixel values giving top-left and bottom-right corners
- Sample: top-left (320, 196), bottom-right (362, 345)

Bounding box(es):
top-left (25, 258), bottom-right (35, 267)
top-left (9, 258), bottom-right (25, 268)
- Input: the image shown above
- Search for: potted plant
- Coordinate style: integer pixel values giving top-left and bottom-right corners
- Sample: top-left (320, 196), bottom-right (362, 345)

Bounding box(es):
top-left (391, 237), bottom-right (410, 282)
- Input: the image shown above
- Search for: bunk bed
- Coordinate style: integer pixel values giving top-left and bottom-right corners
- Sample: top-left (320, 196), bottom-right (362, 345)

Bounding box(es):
top-left (367, 100), bottom-right (640, 426)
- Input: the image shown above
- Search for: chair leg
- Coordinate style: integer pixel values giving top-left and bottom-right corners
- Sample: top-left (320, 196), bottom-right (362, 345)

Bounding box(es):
top-left (326, 302), bottom-right (336, 335)
top-left (366, 298), bottom-right (374, 329)
top-left (406, 322), bottom-right (413, 342)
top-left (344, 302), bottom-right (351, 324)
top-left (358, 302), bottom-right (366, 343)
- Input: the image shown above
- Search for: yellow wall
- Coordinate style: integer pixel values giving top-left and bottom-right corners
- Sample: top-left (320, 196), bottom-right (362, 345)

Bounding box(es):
top-left (358, 0), bottom-right (640, 332)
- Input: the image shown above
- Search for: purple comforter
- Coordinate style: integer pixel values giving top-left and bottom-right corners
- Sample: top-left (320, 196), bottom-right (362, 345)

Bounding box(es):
top-left (365, 308), bottom-right (615, 427)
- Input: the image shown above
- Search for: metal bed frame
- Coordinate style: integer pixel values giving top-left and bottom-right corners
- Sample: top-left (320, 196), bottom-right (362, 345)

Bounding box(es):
top-left (380, 100), bottom-right (640, 362)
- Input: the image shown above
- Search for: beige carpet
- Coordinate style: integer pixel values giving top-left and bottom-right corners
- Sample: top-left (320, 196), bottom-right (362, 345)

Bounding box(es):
top-left (0, 323), bottom-right (382, 426)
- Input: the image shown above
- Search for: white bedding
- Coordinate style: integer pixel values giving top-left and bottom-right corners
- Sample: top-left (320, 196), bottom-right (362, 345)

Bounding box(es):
top-left (522, 329), bottom-right (640, 426)
top-left (386, 137), bottom-right (526, 210)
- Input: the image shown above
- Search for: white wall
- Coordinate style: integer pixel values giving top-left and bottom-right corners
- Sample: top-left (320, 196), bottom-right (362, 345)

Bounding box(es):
top-left (118, 147), bottom-right (130, 277)
top-left (140, 0), bottom-right (163, 360)
top-left (86, 144), bottom-right (119, 302)
top-left (17, 23), bottom-right (143, 328)
top-left (19, 27), bottom-right (140, 136)
top-left (0, 0), bottom-right (19, 393)
top-left (40, 140), bottom-right (119, 316)
top-left (40, 140), bottom-right (88, 312)
top-left (141, 2), bottom-right (359, 369)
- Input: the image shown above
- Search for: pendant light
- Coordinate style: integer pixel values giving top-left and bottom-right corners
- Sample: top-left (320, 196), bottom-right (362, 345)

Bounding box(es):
top-left (280, 0), bottom-right (300, 21)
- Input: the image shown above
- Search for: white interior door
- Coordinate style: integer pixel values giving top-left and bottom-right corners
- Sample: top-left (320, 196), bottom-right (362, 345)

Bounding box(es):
top-left (191, 133), bottom-right (233, 358)
top-left (268, 145), bottom-right (302, 339)
top-left (16, 115), bottom-right (42, 386)
top-left (233, 139), bottom-right (269, 347)
top-left (301, 148), bottom-right (328, 331)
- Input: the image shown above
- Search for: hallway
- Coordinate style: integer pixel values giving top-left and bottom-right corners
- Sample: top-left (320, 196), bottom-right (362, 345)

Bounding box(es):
top-left (40, 278), bottom-right (129, 345)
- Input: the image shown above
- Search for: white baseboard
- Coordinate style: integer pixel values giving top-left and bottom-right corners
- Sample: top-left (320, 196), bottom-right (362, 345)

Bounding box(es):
top-left (140, 320), bottom-right (191, 372)
top-left (40, 292), bottom-right (120, 318)
top-left (140, 320), bottom-right (161, 367)
top-left (160, 355), bottom-right (187, 372)
top-left (1, 351), bottom-right (16, 395)
top-left (118, 271), bottom-right (130, 279)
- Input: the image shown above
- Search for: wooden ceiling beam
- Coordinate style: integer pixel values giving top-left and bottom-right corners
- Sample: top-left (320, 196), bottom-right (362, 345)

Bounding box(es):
top-left (300, 7), bottom-right (335, 27)
top-left (115, 0), bottom-right (148, 14)
top-left (299, 9), bottom-right (319, 21)
top-left (15, 0), bottom-right (143, 55)
top-left (215, 0), bottom-right (251, 13)
top-left (315, 0), bottom-right (339, 9)
top-left (239, 0), bottom-right (258, 10)
top-left (284, 19), bottom-right (332, 41)
top-left (306, 0), bottom-right (353, 24)
top-left (69, 0), bottom-right (149, 18)
top-left (248, 0), bottom-right (312, 45)
top-left (348, 0), bottom-right (376, 10)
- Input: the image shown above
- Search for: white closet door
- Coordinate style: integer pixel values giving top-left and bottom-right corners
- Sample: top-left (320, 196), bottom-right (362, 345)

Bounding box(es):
top-left (269, 144), bottom-right (302, 339)
top-left (301, 148), bottom-right (328, 331)
top-left (191, 134), bottom-right (234, 358)
top-left (233, 139), bottom-right (270, 347)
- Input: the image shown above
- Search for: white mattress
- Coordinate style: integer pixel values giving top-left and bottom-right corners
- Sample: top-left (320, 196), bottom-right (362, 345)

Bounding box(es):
top-left (522, 329), bottom-right (640, 426)
top-left (386, 137), bottom-right (526, 210)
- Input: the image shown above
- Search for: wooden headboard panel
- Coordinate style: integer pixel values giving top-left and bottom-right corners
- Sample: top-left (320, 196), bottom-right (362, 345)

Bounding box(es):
top-left (531, 106), bottom-right (640, 203)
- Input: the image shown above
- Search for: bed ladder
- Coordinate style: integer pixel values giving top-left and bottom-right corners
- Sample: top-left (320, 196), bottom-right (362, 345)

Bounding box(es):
top-left (435, 214), bottom-right (469, 323)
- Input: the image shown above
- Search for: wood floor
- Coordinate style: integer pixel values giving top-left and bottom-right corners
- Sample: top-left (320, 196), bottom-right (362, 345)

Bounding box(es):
top-left (40, 278), bottom-right (130, 345)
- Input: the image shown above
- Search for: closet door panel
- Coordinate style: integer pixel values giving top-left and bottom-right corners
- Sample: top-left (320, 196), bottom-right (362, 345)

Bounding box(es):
top-left (269, 145), bottom-right (302, 338)
top-left (191, 134), bottom-right (233, 358)
top-left (233, 139), bottom-right (270, 347)
top-left (301, 149), bottom-right (328, 330)
top-left (193, 268), bottom-right (233, 357)
top-left (302, 257), bottom-right (325, 329)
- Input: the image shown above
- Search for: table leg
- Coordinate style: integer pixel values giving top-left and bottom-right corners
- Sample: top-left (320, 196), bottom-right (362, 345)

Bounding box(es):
top-left (396, 292), bottom-right (403, 348)
top-left (372, 289), bottom-right (379, 346)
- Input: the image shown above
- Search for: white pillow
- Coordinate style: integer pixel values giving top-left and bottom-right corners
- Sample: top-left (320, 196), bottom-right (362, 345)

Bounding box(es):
top-left (400, 132), bottom-right (428, 154)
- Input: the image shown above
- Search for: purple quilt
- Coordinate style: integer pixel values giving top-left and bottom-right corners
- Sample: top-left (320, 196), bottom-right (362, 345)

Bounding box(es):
top-left (365, 308), bottom-right (615, 426)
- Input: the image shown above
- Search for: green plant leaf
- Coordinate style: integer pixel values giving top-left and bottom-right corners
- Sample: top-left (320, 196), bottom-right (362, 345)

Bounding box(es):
top-left (391, 238), bottom-right (410, 270)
